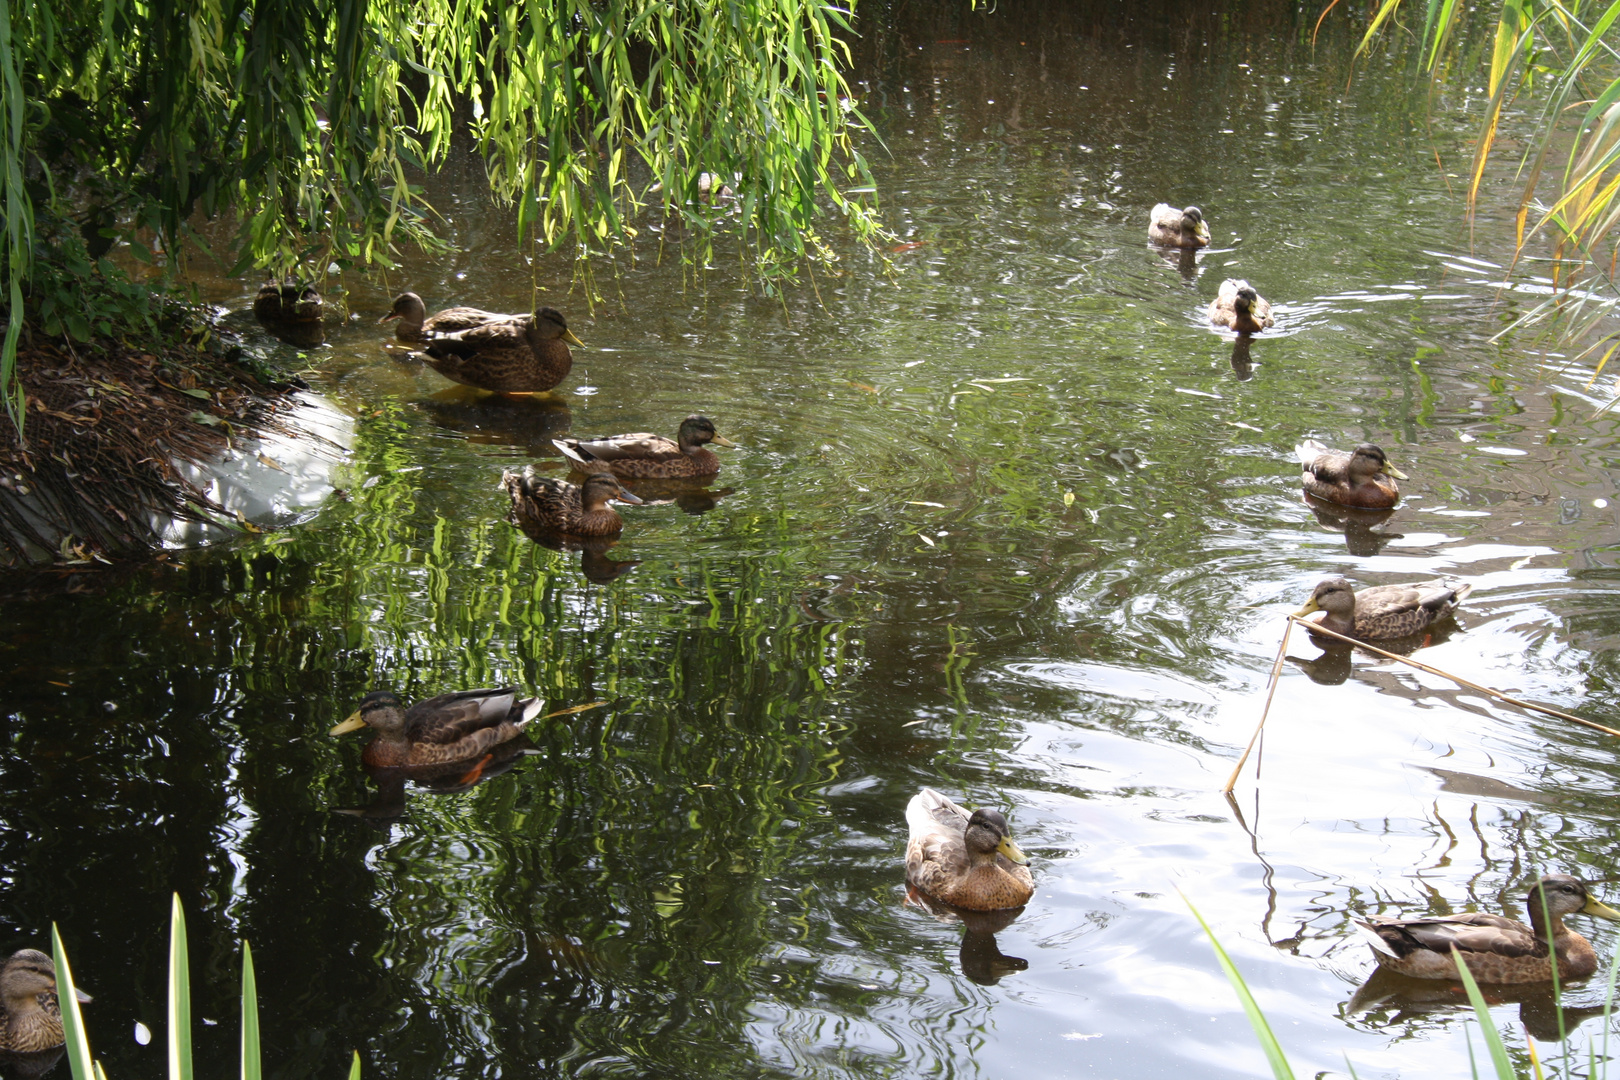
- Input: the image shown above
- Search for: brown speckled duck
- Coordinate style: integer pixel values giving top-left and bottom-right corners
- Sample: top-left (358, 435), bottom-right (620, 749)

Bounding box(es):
top-left (1358, 875), bottom-right (1620, 983)
top-left (1293, 576), bottom-right (1471, 640)
top-left (0, 949), bottom-right (90, 1054)
top-left (379, 291), bottom-right (511, 343)
top-left (1208, 278), bottom-right (1274, 333)
top-left (1148, 204), bottom-right (1211, 248)
top-left (905, 788), bottom-right (1033, 911)
top-left (501, 468), bottom-right (643, 537)
top-left (553, 415), bottom-right (738, 479)
top-left (329, 689), bottom-right (540, 769)
top-left (1297, 440), bottom-right (1406, 509)
top-left (418, 310), bottom-right (581, 394)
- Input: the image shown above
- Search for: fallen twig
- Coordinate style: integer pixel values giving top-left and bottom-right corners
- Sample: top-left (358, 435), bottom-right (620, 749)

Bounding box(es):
top-left (1223, 618), bottom-right (1294, 795)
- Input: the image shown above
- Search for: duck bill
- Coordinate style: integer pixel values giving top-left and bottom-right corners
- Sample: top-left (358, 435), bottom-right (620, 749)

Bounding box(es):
top-left (1384, 464), bottom-right (1409, 480)
top-left (330, 711), bottom-right (368, 736)
top-left (1291, 598), bottom-right (1321, 618)
top-left (612, 488), bottom-right (644, 505)
top-left (377, 312), bottom-right (400, 324)
top-left (1583, 897), bottom-right (1620, 921)
top-left (996, 836), bottom-right (1029, 865)
top-left (563, 329), bottom-right (585, 347)
top-left (73, 988), bottom-right (92, 1004)
top-left (710, 435), bottom-right (739, 449)
top-left (1195, 223), bottom-right (1211, 244)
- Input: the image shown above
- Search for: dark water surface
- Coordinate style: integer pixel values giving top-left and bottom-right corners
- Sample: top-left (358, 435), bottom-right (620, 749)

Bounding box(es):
top-left (7, 3), bottom-right (1620, 1077)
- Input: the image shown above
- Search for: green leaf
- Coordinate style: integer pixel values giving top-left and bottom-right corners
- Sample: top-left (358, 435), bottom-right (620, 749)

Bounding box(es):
top-left (179, 387), bottom-right (211, 400)
top-left (1451, 949), bottom-right (1518, 1080)
top-left (241, 942), bottom-right (261, 1080)
top-left (168, 894), bottom-right (193, 1080)
top-left (1185, 896), bottom-right (1297, 1080)
top-left (50, 925), bottom-right (95, 1080)
top-left (348, 1050), bottom-right (362, 1080)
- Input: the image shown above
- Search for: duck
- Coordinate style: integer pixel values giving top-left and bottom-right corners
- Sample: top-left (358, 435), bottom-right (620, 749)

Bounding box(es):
top-left (0, 949), bottom-right (90, 1054)
top-left (1297, 440), bottom-right (1406, 509)
top-left (329, 688), bottom-right (541, 769)
top-left (1208, 278), bottom-right (1274, 333)
top-left (501, 467), bottom-right (643, 537)
top-left (379, 291), bottom-right (512, 343)
top-left (905, 788), bottom-right (1034, 911)
top-left (1148, 204), bottom-right (1211, 248)
top-left (416, 310), bottom-right (582, 394)
top-left (253, 282), bottom-right (323, 326)
top-left (1357, 875), bottom-right (1620, 983)
top-left (1293, 576), bottom-right (1471, 641)
top-left (552, 415), bottom-right (738, 479)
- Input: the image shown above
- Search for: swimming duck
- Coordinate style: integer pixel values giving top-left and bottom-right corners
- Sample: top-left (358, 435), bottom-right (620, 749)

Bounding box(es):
top-left (379, 291), bottom-right (512, 343)
top-left (1148, 204), bottom-right (1211, 248)
top-left (1208, 278), bottom-right (1274, 333)
top-left (905, 788), bottom-right (1034, 911)
top-left (254, 282), bottom-right (323, 325)
top-left (552, 415), bottom-right (738, 479)
top-left (329, 688), bottom-right (541, 769)
top-left (416, 310), bottom-right (582, 394)
top-left (501, 467), bottom-right (643, 537)
top-left (1297, 440), bottom-right (1406, 509)
top-left (1357, 875), bottom-right (1620, 983)
top-left (0, 949), bottom-right (90, 1054)
top-left (1293, 576), bottom-right (1471, 641)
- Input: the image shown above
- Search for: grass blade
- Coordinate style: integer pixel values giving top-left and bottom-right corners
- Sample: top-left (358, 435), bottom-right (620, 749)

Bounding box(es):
top-left (49, 925), bottom-right (95, 1080)
top-left (1185, 895), bottom-right (1297, 1080)
top-left (168, 894), bottom-right (193, 1080)
top-left (1451, 948), bottom-right (1518, 1080)
top-left (241, 941), bottom-right (261, 1080)
top-left (348, 1049), bottom-right (362, 1079)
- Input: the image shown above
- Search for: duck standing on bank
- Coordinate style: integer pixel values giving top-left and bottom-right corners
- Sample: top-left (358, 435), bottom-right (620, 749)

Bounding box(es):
top-left (905, 788), bottom-right (1034, 911)
top-left (0, 949), bottom-right (91, 1054)
top-left (1357, 875), bottom-right (1620, 983)
top-left (553, 415), bottom-right (738, 479)
top-left (502, 468), bottom-right (643, 537)
top-left (1293, 577), bottom-right (1471, 640)
top-left (1297, 440), bottom-right (1406, 509)
top-left (1149, 204), bottom-right (1211, 248)
top-left (1208, 278), bottom-right (1274, 334)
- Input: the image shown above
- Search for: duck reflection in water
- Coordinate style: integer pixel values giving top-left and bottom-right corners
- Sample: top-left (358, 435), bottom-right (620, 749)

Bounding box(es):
top-left (1301, 493), bottom-right (1403, 557)
top-left (1229, 335), bottom-right (1254, 380)
top-left (616, 476), bottom-right (734, 517)
top-left (1346, 966), bottom-right (1611, 1042)
top-left (417, 387), bottom-right (572, 452)
top-left (510, 518), bottom-right (641, 583)
top-left (333, 735), bottom-right (539, 823)
top-left (1287, 620), bottom-right (1459, 686)
top-left (905, 887), bottom-right (1030, 986)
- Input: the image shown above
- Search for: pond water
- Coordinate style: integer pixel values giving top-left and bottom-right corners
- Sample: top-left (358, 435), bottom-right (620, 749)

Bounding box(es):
top-left (7, 2), bottom-right (1620, 1078)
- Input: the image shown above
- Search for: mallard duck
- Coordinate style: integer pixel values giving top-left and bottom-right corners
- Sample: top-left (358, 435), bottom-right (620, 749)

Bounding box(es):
top-left (1298, 440), bottom-right (1406, 509)
top-left (254, 282), bottom-right (323, 326)
top-left (330, 688), bottom-right (541, 769)
top-left (1209, 278), bottom-right (1274, 333)
top-left (905, 788), bottom-right (1033, 911)
top-left (1149, 204), bottom-right (1211, 248)
top-left (1357, 875), bottom-right (1620, 983)
top-left (0, 950), bottom-right (90, 1054)
top-left (417, 310), bottom-right (582, 394)
top-left (552, 415), bottom-right (738, 479)
top-left (501, 467), bottom-right (643, 537)
top-left (1293, 576), bottom-right (1471, 640)
top-left (379, 291), bottom-right (511, 343)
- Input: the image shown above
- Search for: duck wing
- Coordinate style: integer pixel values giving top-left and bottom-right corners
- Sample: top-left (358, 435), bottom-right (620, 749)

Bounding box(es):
top-left (1358, 580), bottom-right (1471, 619)
top-left (1361, 912), bottom-right (1542, 959)
top-left (423, 315), bottom-right (535, 359)
top-left (907, 787), bottom-right (971, 838)
top-left (403, 688), bottom-right (527, 744)
top-left (1297, 440), bottom-right (1352, 482)
top-left (562, 433), bottom-right (681, 463)
top-left (425, 306), bottom-right (511, 334)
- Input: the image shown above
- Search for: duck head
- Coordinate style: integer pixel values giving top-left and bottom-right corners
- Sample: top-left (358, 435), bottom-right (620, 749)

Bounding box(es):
top-left (677, 415), bottom-right (739, 454)
top-left (331, 691), bottom-right (406, 737)
top-left (964, 808), bottom-right (1028, 866)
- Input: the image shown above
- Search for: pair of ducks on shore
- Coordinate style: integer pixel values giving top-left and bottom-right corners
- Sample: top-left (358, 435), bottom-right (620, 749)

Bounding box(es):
top-left (1149, 204), bottom-right (1274, 335)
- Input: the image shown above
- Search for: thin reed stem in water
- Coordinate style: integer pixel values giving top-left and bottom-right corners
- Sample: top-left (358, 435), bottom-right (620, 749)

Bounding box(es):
top-left (1223, 618), bottom-right (1294, 794)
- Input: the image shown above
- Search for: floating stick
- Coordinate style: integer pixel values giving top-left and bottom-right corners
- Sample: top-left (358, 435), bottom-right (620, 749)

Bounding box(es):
top-left (1286, 614), bottom-right (1620, 739)
top-left (1223, 618), bottom-right (1294, 795)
